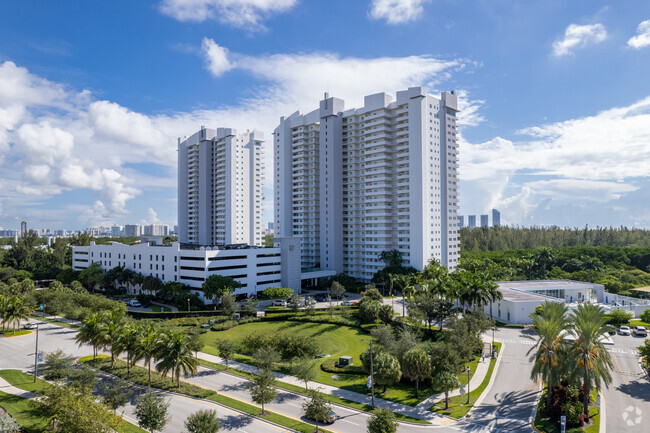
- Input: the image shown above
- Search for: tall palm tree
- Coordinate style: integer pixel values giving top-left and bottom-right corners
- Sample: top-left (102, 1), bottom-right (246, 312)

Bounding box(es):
top-left (484, 278), bottom-right (503, 343)
top-left (76, 312), bottom-right (105, 359)
top-left (570, 304), bottom-right (614, 416)
top-left (155, 330), bottom-right (198, 387)
top-left (0, 295), bottom-right (8, 332)
top-left (134, 324), bottom-right (161, 385)
top-left (527, 301), bottom-right (571, 409)
top-left (117, 322), bottom-right (141, 375)
top-left (100, 310), bottom-right (125, 368)
top-left (3, 297), bottom-right (33, 334)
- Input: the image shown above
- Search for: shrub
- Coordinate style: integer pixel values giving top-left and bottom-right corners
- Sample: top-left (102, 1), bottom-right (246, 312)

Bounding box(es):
top-left (320, 358), bottom-right (366, 374)
top-left (640, 308), bottom-right (650, 324)
top-left (241, 332), bottom-right (319, 360)
top-left (606, 309), bottom-right (633, 325)
top-left (359, 300), bottom-right (381, 323)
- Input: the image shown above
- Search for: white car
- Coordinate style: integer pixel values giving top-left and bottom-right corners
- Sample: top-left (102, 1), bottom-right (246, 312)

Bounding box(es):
top-left (127, 299), bottom-right (141, 307)
top-left (619, 325), bottom-right (631, 336)
top-left (633, 326), bottom-right (648, 337)
top-left (271, 299), bottom-right (287, 307)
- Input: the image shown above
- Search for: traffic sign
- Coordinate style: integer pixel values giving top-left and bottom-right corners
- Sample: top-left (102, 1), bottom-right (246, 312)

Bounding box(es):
top-left (560, 415), bottom-right (566, 433)
top-left (459, 385), bottom-right (466, 396)
top-left (40, 304), bottom-right (44, 311)
top-left (597, 394), bottom-right (600, 411)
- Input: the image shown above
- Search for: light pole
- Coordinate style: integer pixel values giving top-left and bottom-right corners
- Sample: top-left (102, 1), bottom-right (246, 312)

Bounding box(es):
top-left (33, 323), bottom-right (39, 383)
top-left (362, 339), bottom-right (376, 407)
top-left (187, 298), bottom-right (190, 312)
top-left (466, 366), bottom-right (471, 404)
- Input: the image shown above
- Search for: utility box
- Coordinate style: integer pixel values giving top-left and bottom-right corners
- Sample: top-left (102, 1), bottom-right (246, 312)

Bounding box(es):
top-left (339, 356), bottom-right (353, 366)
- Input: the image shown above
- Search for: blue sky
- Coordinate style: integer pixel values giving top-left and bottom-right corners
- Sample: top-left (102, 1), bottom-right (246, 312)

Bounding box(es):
top-left (1, 0), bottom-right (650, 231)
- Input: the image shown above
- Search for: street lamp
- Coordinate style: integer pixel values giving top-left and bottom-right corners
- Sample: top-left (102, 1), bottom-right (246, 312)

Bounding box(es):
top-left (362, 339), bottom-right (375, 407)
top-left (466, 366), bottom-right (471, 404)
top-left (187, 298), bottom-right (190, 312)
top-left (33, 323), bottom-right (39, 383)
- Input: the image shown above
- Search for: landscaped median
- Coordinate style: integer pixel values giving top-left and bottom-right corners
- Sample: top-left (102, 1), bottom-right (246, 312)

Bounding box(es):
top-left (0, 329), bottom-right (32, 337)
top-left (79, 355), bottom-right (337, 433)
top-left (533, 390), bottom-right (600, 433)
top-left (0, 369), bottom-right (146, 433)
top-left (428, 342), bottom-right (502, 418)
top-left (198, 358), bottom-right (430, 424)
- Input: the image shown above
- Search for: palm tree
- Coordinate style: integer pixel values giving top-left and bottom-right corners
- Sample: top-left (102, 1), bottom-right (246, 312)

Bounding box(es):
top-left (484, 279), bottom-right (503, 343)
top-left (76, 312), bottom-right (105, 360)
top-left (580, 256), bottom-right (603, 284)
top-left (100, 310), bottom-right (125, 368)
top-left (534, 248), bottom-right (555, 278)
top-left (155, 330), bottom-right (198, 387)
top-left (118, 322), bottom-right (142, 375)
top-left (570, 304), bottom-right (614, 416)
top-left (3, 297), bottom-right (33, 334)
top-left (0, 295), bottom-right (8, 332)
top-left (134, 324), bottom-right (161, 385)
top-left (527, 301), bottom-right (571, 409)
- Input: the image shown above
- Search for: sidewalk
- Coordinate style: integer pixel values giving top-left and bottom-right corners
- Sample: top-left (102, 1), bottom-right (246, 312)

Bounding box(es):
top-left (0, 375), bottom-right (37, 399)
top-left (197, 349), bottom-right (496, 423)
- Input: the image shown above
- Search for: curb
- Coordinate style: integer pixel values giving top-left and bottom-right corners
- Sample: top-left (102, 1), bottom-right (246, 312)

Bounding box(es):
top-left (467, 342), bottom-right (504, 416)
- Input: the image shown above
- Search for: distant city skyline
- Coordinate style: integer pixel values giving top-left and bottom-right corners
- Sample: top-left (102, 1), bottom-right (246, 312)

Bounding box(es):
top-left (1, 1), bottom-right (650, 230)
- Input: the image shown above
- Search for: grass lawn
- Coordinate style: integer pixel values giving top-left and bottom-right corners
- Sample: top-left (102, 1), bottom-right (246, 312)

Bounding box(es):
top-left (1, 329), bottom-right (32, 337)
top-left (630, 319), bottom-right (650, 328)
top-left (533, 390), bottom-right (600, 433)
top-left (31, 315), bottom-right (81, 330)
top-left (0, 369), bottom-right (147, 433)
top-left (202, 320), bottom-right (446, 406)
top-left (199, 358), bottom-right (430, 424)
top-left (430, 342), bottom-right (502, 418)
top-left (150, 305), bottom-right (172, 312)
top-left (80, 356), bottom-right (333, 433)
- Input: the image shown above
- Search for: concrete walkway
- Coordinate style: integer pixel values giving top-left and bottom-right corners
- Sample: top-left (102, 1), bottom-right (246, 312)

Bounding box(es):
top-left (197, 348), bottom-right (496, 423)
top-left (0, 375), bottom-right (36, 399)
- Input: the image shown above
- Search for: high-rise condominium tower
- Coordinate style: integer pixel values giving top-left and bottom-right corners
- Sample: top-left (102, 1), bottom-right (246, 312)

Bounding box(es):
top-left (178, 127), bottom-right (263, 246)
top-left (274, 87), bottom-right (460, 281)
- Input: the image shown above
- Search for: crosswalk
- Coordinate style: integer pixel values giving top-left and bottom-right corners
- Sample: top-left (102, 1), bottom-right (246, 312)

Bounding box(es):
top-left (607, 347), bottom-right (639, 355)
top-left (497, 338), bottom-right (535, 345)
top-left (453, 422), bottom-right (520, 433)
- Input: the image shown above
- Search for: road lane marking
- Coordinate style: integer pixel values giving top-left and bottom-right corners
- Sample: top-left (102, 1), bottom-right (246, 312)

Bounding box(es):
top-left (338, 419), bottom-right (358, 425)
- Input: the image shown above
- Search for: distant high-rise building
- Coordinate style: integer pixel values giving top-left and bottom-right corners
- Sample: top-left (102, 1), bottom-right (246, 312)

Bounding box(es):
top-left (111, 225), bottom-right (122, 237)
top-left (275, 87), bottom-right (460, 280)
top-left (458, 216), bottom-right (464, 229)
top-left (144, 224), bottom-right (168, 237)
top-left (468, 215), bottom-right (476, 228)
top-left (178, 126), bottom-right (263, 246)
top-left (124, 224), bottom-right (140, 237)
top-left (492, 208), bottom-right (501, 227)
top-left (480, 214), bottom-right (488, 228)
top-left (20, 221), bottom-right (27, 236)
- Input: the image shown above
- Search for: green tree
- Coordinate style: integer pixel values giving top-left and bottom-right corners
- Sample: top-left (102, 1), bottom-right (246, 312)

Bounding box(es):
top-left (291, 356), bottom-right (318, 390)
top-left (118, 322), bottom-right (142, 374)
top-left (42, 349), bottom-right (74, 381)
top-left (216, 339), bottom-right (236, 369)
top-left (359, 300), bottom-right (381, 323)
top-left (49, 280), bottom-right (64, 291)
top-left (78, 262), bottom-right (105, 291)
top-left (184, 409), bottom-right (221, 433)
top-left (373, 352), bottom-right (402, 393)
top-left (201, 275), bottom-right (241, 303)
top-left (608, 309), bottom-right (633, 325)
top-left (570, 304), bottom-right (614, 416)
top-left (289, 294), bottom-right (302, 312)
top-left (254, 346), bottom-right (280, 371)
top-left (135, 388), bottom-right (170, 433)
top-left (378, 304), bottom-right (394, 324)
top-left (433, 370), bottom-right (459, 409)
top-left (360, 286), bottom-right (383, 303)
top-left (367, 407), bottom-right (398, 433)
top-left (262, 286), bottom-right (294, 301)
top-left (76, 312), bottom-right (105, 360)
top-left (527, 301), bottom-right (571, 409)
top-left (100, 309), bottom-right (126, 368)
top-left (640, 309), bottom-right (650, 324)
top-left (37, 384), bottom-right (124, 433)
top-left (246, 369), bottom-right (277, 415)
top-left (67, 364), bottom-right (98, 393)
top-left (401, 348), bottom-right (431, 398)
top-left (220, 293), bottom-right (237, 317)
top-left (2, 296), bottom-right (33, 334)
top-left (379, 250), bottom-right (403, 268)
top-left (241, 297), bottom-right (259, 317)
top-left (302, 389), bottom-right (331, 433)
top-left (134, 324), bottom-right (161, 385)
top-left (429, 342), bottom-right (462, 378)
top-left (155, 330), bottom-right (198, 387)
top-left (99, 377), bottom-right (133, 411)
top-left (330, 281), bottom-right (345, 302)
top-left (638, 339), bottom-right (650, 362)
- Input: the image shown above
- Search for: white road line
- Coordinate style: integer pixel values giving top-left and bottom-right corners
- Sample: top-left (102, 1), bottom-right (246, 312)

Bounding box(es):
top-left (286, 402), bottom-right (302, 408)
top-left (237, 429), bottom-right (249, 433)
top-left (338, 419), bottom-right (359, 425)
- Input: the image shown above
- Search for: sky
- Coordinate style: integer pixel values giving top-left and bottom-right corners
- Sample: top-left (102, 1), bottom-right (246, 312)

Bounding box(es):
top-left (1, 0), bottom-right (650, 231)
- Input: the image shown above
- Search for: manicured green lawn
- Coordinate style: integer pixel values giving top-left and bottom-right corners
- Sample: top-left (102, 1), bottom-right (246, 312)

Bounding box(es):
top-left (0, 370), bottom-right (47, 393)
top-left (430, 342), bottom-right (502, 418)
top-left (630, 319), bottom-right (650, 328)
top-left (1, 329), bottom-right (32, 337)
top-left (150, 305), bottom-right (172, 312)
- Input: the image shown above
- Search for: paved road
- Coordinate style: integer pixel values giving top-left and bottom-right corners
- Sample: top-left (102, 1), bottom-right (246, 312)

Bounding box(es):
top-left (603, 333), bottom-right (649, 433)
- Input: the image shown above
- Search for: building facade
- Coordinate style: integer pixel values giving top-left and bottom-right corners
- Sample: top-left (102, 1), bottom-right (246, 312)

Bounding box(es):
top-left (178, 127), bottom-right (263, 247)
top-left (480, 214), bottom-right (488, 227)
top-left (72, 237), bottom-right (300, 300)
top-left (492, 208), bottom-right (501, 227)
top-left (274, 87), bottom-right (460, 281)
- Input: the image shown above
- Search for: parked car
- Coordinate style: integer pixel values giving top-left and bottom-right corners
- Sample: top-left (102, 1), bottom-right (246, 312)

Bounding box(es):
top-left (341, 300), bottom-right (356, 306)
top-left (272, 299), bottom-right (287, 307)
top-left (633, 326), bottom-right (648, 337)
top-left (605, 324), bottom-right (616, 335)
top-left (302, 296), bottom-right (317, 305)
top-left (619, 325), bottom-right (632, 336)
top-left (314, 294), bottom-right (329, 302)
top-left (127, 299), bottom-right (141, 307)
top-left (23, 322), bottom-right (36, 330)
top-left (307, 410), bottom-right (338, 424)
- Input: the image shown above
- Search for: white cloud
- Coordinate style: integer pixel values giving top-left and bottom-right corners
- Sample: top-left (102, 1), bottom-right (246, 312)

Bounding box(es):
top-left (144, 207), bottom-right (161, 224)
top-left (369, 0), bottom-right (429, 25)
top-left (552, 23), bottom-right (607, 57)
top-left (201, 38), bottom-right (233, 77)
top-left (159, 0), bottom-right (297, 28)
top-left (628, 20), bottom-right (650, 49)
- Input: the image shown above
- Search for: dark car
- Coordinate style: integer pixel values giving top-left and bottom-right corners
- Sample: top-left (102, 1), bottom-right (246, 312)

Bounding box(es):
top-left (605, 324), bottom-right (616, 335)
top-left (314, 294), bottom-right (329, 302)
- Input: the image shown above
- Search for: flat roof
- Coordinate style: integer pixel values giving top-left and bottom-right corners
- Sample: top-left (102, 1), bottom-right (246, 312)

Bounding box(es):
top-left (498, 287), bottom-right (556, 302)
top-left (497, 280), bottom-right (598, 291)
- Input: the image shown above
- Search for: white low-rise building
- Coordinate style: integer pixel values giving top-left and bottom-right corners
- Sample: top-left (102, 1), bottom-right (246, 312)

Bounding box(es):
top-left (484, 280), bottom-right (606, 324)
top-left (72, 237), bottom-right (301, 302)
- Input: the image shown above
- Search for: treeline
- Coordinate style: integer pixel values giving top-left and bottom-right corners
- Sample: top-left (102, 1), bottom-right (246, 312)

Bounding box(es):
top-left (461, 226), bottom-right (650, 252)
